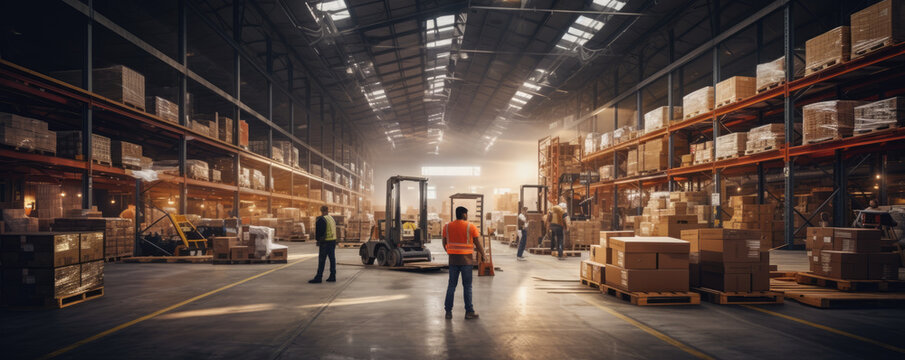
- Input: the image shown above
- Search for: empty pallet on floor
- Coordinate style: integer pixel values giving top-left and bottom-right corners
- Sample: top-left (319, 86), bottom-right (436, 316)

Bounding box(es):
top-left (601, 284), bottom-right (700, 306)
top-left (693, 287), bottom-right (784, 305)
top-left (771, 278), bottom-right (905, 308)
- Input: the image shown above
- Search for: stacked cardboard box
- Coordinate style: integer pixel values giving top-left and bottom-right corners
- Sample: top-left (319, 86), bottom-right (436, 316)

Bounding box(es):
top-left (211, 236), bottom-right (240, 261)
top-left (598, 165), bottom-right (614, 181)
top-left (0, 113), bottom-right (56, 153)
top-left (681, 154), bottom-right (693, 167)
top-left (691, 141), bottom-right (713, 164)
top-left (345, 213), bottom-right (374, 242)
top-left (147, 96), bottom-right (178, 123)
top-left (723, 196), bottom-right (777, 247)
top-left (1, 232), bottom-right (105, 306)
top-left (239, 120), bottom-right (249, 148)
top-left (854, 97), bottom-right (905, 134)
top-left (599, 230), bottom-right (635, 264)
top-left (715, 76), bottom-right (757, 107)
top-left (56, 131), bottom-right (111, 164)
top-left (806, 227), bottom-right (899, 279)
top-left (111, 140), bottom-right (142, 169)
top-left (583, 133), bottom-right (600, 155)
top-left (745, 124), bottom-right (785, 154)
top-left (571, 220), bottom-right (604, 247)
top-left (613, 126), bottom-right (636, 144)
top-left (53, 217), bottom-right (134, 259)
top-left (273, 141), bottom-right (295, 167)
top-left (605, 237), bottom-right (690, 292)
top-left (802, 100), bottom-right (868, 144)
top-left (682, 229), bottom-right (769, 292)
top-left (218, 114), bottom-right (234, 144)
top-left (682, 86), bottom-right (715, 118)
top-left (755, 55), bottom-right (805, 91)
top-left (644, 106), bottom-right (683, 133)
top-left (640, 136), bottom-right (689, 172)
top-left (580, 259), bottom-right (606, 285)
top-left (850, 0), bottom-right (905, 58)
top-left (805, 26), bottom-right (851, 75)
top-left (252, 169), bottom-right (265, 190)
top-left (525, 213), bottom-right (544, 246)
top-left (28, 183), bottom-right (63, 219)
top-left (626, 149), bottom-right (638, 176)
top-left (56, 65), bottom-right (145, 110)
top-left (715, 133), bottom-right (747, 160)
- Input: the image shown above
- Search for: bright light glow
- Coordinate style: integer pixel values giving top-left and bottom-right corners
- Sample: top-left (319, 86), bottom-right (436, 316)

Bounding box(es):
top-left (318, 0), bottom-right (350, 21)
top-left (514, 91), bottom-right (533, 99)
top-left (60, 192), bottom-right (66, 197)
top-left (511, 97), bottom-right (527, 105)
top-left (493, 188), bottom-right (512, 195)
top-left (427, 39), bottom-right (453, 48)
top-left (523, 82), bottom-right (541, 91)
top-left (159, 304), bottom-right (277, 320)
top-left (594, 0), bottom-right (627, 10)
top-left (421, 166), bottom-right (481, 176)
top-left (299, 295), bottom-right (409, 309)
top-left (561, 33), bottom-right (580, 44)
top-left (575, 16), bottom-right (605, 30)
top-left (436, 15), bottom-right (455, 27)
top-left (427, 186), bottom-right (437, 199)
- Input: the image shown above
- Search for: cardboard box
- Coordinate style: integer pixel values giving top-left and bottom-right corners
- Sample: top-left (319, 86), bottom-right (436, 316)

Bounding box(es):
top-left (644, 106), bottom-right (683, 133)
top-left (699, 241), bottom-right (764, 264)
top-left (805, 26), bottom-right (851, 75)
top-left (580, 260), bottom-right (592, 280)
top-left (700, 270), bottom-right (770, 292)
top-left (802, 100), bottom-right (868, 144)
top-left (55, 65), bottom-right (145, 110)
top-left (608, 236), bottom-right (690, 254)
top-left (212, 237), bottom-right (240, 260)
top-left (683, 86), bottom-right (715, 118)
top-left (715, 76), bottom-right (756, 107)
top-left (147, 96), bottom-right (178, 123)
top-left (590, 244), bottom-right (606, 264)
top-left (605, 265), bottom-right (689, 292)
top-left (79, 232), bottom-right (104, 263)
top-left (868, 252), bottom-right (901, 280)
top-left (854, 97), bottom-right (905, 134)
top-left (589, 261), bottom-right (605, 284)
top-left (239, 120), bottom-right (249, 147)
top-left (614, 250), bottom-right (657, 269)
top-left (715, 132), bottom-right (747, 159)
top-left (0, 233), bottom-right (81, 268)
top-left (851, 0), bottom-right (905, 57)
top-left (111, 140), bottom-right (142, 169)
top-left (818, 250), bottom-right (869, 279)
top-left (833, 228), bottom-right (882, 252)
top-left (269, 248), bottom-right (288, 262)
top-left (626, 149), bottom-right (638, 176)
top-left (56, 131), bottom-right (112, 164)
top-left (658, 253), bottom-right (690, 270)
top-left (229, 246), bottom-right (250, 260)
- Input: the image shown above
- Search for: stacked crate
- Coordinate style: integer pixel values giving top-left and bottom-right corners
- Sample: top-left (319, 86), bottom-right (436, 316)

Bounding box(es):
top-left (745, 124), bottom-right (785, 154)
top-left (723, 195), bottom-right (777, 247)
top-left (56, 131), bottom-right (111, 165)
top-left (682, 229), bottom-right (769, 292)
top-left (111, 140), bottom-right (143, 169)
top-left (850, 0), bottom-right (905, 58)
top-left (0, 113), bottom-right (56, 154)
top-left (682, 86), bottom-right (715, 119)
top-left (605, 237), bottom-right (690, 292)
top-left (345, 213), bottom-right (374, 242)
top-left (53, 217), bottom-right (134, 259)
top-left (805, 26), bottom-right (851, 75)
top-left (0, 232), bottom-right (105, 306)
top-left (715, 133), bottom-right (747, 160)
top-left (854, 97), bottom-right (905, 134)
top-left (147, 96), bottom-right (178, 123)
top-left (802, 100), bottom-right (868, 144)
top-left (806, 227), bottom-right (900, 280)
top-left (715, 76), bottom-right (756, 108)
top-left (643, 106), bottom-right (683, 133)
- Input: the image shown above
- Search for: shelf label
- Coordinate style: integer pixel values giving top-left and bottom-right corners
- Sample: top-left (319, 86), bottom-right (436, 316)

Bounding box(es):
top-left (711, 193), bottom-right (720, 205)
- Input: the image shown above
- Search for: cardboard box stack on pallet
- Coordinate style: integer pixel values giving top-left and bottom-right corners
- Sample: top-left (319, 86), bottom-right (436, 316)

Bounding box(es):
top-left (111, 140), bottom-right (142, 169)
top-left (147, 96), bottom-right (178, 123)
top-left (745, 124), bottom-right (784, 154)
top-left (583, 231), bottom-right (633, 285)
top-left (644, 106), bottom-right (683, 134)
top-left (211, 225), bottom-right (288, 263)
top-left (851, 0), bottom-right (905, 58)
top-left (636, 192), bottom-right (709, 238)
top-left (345, 213), bottom-right (374, 243)
top-left (691, 141), bottom-right (713, 164)
top-left (53, 217), bottom-right (135, 259)
top-left (525, 213), bottom-right (544, 246)
top-left (723, 195), bottom-right (779, 247)
top-left (682, 229), bottom-right (769, 292)
top-left (755, 55), bottom-right (805, 92)
top-left (57, 131), bottom-right (111, 165)
top-left (0, 113), bottom-right (56, 154)
top-left (625, 149), bottom-right (639, 176)
top-left (802, 100), bottom-right (868, 144)
top-left (640, 135), bottom-right (688, 173)
top-left (570, 220), bottom-right (603, 249)
top-left (854, 97), bottom-right (905, 135)
top-left (806, 227), bottom-right (900, 280)
top-left (715, 76), bottom-right (756, 108)
top-left (55, 65), bottom-right (145, 111)
top-left (605, 237), bottom-right (690, 292)
top-left (1, 232), bottom-right (105, 306)
top-left (583, 133), bottom-right (600, 155)
top-left (805, 26), bottom-right (851, 75)
top-left (613, 126), bottom-right (636, 144)
top-left (715, 133), bottom-right (747, 160)
top-left (683, 86), bottom-right (715, 119)
top-left (598, 164), bottom-right (615, 181)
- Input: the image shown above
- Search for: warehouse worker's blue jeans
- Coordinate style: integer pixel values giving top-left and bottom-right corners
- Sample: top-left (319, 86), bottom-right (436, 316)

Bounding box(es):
top-left (516, 228), bottom-right (527, 257)
top-left (445, 265), bottom-right (474, 312)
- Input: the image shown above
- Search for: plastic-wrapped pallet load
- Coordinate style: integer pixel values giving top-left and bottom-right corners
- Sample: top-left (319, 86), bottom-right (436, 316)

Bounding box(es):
top-left (715, 133), bottom-right (747, 160)
top-left (613, 125), bottom-right (635, 144)
top-left (715, 76), bottom-right (756, 107)
top-left (583, 133), bottom-right (600, 155)
top-left (210, 169), bottom-right (222, 183)
top-left (802, 100), bottom-right (869, 144)
top-left (745, 124), bottom-right (785, 154)
top-left (625, 149), bottom-right (638, 177)
top-left (239, 167), bottom-right (251, 188)
top-left (850, 0), bottom-right (905, 58)
top-left (273, 141), bottom-right (294, 166)
top-left (755, 55), bottom-right (805, 92)
top-left (56, 131), bottom-right (111, 164)
top-left (682, 87), bottom-right (715, 119)
top-left (644, 106), bottom-right (682, 133)
top-left (0, 112), bottom-right (54, 153)
top-left (599, 132), bottom-right (612, 149)
top-left (252, 169), bottom-right (265, 190)
top-left (111, 140), bottom-right (142, 169)
top-left (854, 97), bottom-right (905, 135)
top-left (805, 26), bottom-right (851, 76)
top-left (146, 96), bottom-right (178, 123)
top-left (598, 165), bottom-right (614, 181)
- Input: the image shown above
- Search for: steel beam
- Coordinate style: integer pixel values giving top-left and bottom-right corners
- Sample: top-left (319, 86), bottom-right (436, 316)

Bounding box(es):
top-left (81, 0), bottom-right (94, 210)
top-left (833, 150), bottom-right (846, 226)
top-left (783, 3), bottom-right (796, 248)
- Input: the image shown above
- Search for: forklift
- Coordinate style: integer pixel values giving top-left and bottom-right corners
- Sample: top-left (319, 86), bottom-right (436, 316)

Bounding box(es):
top-left (449, 193), bottom-right (493, 276)
top-left (359, 176), bottom-right (432, 266)
top-left (138, 205), bottom-right (209, 256)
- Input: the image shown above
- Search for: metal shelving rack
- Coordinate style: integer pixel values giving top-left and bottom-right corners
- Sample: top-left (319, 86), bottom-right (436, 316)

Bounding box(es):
top-left (0, 1), bottom-right (374, 228)
top-left (567, 0), bottom-right (905, 248)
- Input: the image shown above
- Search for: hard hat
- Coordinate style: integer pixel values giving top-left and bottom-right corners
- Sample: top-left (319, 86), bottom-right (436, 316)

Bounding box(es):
top-left (558, 202), bottom-right (567, 208)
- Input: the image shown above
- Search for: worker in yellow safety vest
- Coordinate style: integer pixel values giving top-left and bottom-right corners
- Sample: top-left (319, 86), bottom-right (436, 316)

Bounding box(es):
top-left (442, 206), bottom-right (486, 320)
top-left (309, 205), bottom-right (337, 283)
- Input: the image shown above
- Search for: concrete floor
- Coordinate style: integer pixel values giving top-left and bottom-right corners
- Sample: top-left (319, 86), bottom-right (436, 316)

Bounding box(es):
top-left (3, 241), bottom-right (905, 360)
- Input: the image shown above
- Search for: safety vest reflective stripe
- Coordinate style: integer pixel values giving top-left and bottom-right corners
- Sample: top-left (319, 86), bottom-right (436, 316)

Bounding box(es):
top-left (324, 215), bottom-right (337, 241)
top-left (445, 220), bottom-right (474, 255)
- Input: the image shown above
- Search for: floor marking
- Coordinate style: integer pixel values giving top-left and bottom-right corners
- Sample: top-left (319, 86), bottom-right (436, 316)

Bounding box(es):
top-left (742, 305), bottom-right (905, 354)
top-left (579, 296), bottom-right (714, 360)
top-left (39, 256), bottom-right (314, 359)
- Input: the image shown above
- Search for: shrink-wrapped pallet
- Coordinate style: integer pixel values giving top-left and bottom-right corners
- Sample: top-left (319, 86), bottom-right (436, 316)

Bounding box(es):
top-left (805, 26), bottom-right (851, 75)
top-left (854, 97), bottom-right (905, 134)
top-left (682, 87), bottom-right (715, 118)
top-left (715, 76), bottom-right (756, 107)
top-left (644, 106), bottom-right (682, 133)
top-left (715, 133), bottom-right (747, 159)
top-left (756, 55), bottom-right (805, 92)
top-left (802, 100), bottom-right (868, 144)
top-left (851, 0), bottom-right (905, 58)
top-left (147, 96), bottom-right (178, 123)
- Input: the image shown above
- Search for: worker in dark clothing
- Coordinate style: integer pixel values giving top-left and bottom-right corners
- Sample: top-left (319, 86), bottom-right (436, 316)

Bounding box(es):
top-left (309, 205), bottom-right (337, 283)
top-left (442, 206), bottom-right (486, 320)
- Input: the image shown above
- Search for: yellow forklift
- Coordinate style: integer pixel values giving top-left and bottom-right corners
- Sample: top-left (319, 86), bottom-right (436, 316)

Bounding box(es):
top-left (360, 176), bottom-right (433, 266)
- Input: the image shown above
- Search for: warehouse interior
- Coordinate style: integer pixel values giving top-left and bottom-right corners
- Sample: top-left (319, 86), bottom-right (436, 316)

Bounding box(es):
top-left (2, 0), bottom-right (905, 359)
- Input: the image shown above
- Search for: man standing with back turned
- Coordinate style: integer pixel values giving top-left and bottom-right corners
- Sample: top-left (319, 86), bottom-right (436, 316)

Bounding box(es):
top-left (309, 205), bottom-right (337, 283)
top-left (443, 206), bottom-right (486, 320)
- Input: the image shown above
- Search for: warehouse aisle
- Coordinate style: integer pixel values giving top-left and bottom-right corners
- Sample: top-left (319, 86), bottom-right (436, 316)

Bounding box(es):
top-left (3, 243), bottom-right (905, 360)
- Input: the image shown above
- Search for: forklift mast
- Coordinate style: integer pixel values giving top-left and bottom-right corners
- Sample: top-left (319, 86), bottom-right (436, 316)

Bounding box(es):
top-left (385, 175), bottom-right (429, 249)
top-left (519, 185), bottom-right (548, 215)
top-left (449, 193), bottom-right (484, 235)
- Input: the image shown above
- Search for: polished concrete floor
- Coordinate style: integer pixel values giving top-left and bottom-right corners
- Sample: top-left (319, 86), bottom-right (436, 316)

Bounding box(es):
top-left (3, 241), bottom-right (905, 360)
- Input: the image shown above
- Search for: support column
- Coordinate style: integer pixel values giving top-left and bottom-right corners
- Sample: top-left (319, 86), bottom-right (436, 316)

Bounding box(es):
top-left (756, 163), bottom-right (765, 204)
top-left (879, 152), bottom-right (888, 204)
top-left (833, 149), bottom-right (846, 227)
top-left (81, 0), bottom-right (94, 210)
top-left (177, 0), bottom-right (188, 215)
top-left (783, 3), bottom-right (796, 248)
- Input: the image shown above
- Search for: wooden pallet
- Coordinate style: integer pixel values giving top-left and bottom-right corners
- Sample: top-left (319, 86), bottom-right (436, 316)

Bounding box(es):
top-left (122, 255), bottom-right (212, 263)
top-left (803, 136), bottom-right (841, 145)
top-left (756, 81), bottom-right (783, 94)
top-left (571, 244), bottom-right (591, 251)
top-left (212, 258), bottom-right (287, 265)
top-left (715, 153), bottom-right (742, 161)
top-left (337, 242), bottom-right (363, 249)
top-left (57, 287), bottom-right (104, 308)
top-left (285, 236), bottom-right (309, 242)
top-left (692, 160), bottom-right (712, 165)
top-left (684, 110), bottom-right (708, 119)
top-left (853, 40), bottom-right (893, 57)
top-left (580, 278), bottom-right (601, 289)
top-left (528, 248), bottom-right (552, 255)
top-left (693, 287), bottom-right (783, 305)
top-left (805, 57), bottom-right (844, 76)
top-left (104, 255), bottom-right (131, 263)
top-left (795, 272), bottom-right (905, 292)
top-left (771, 278), bottom-right (905, 308)
top-left (854, 125), bottom-right (898, 136)
top-left (715, 97), bottom-right (744, 108)
top-left (552, 250), bottom-right (581, 257)
top-left (745, 145), bottom-right (779, 155)
top-left (601, 284), bottom-right (700, 306)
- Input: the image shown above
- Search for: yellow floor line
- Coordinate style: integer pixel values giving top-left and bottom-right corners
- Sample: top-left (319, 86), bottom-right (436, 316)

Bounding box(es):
top-left (580, 296), bottom-right (714, 360)
top-left (742, 305), bottom-right (905, 354)
top-left (39, 256), bottom-right (314, 359)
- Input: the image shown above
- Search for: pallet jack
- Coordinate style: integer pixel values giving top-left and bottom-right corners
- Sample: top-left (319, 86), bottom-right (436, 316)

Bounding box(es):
top-left (360, 176), bottom-right (432, 266)
top-left (449, 193), bottom-right (493, 276)
top-left (138, 205), bottom-right (209, 256)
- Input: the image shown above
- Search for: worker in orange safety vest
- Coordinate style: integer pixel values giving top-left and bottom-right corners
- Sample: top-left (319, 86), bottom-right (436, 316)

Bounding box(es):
top-left (442, 206), bottom-right (486, 320)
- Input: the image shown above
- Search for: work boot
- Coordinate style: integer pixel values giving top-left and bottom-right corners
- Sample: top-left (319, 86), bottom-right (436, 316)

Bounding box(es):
top-left (465, 312), bottom-right (480, 320)
top-left (326, 276), bottom-right (336, 282)
top-left (517, 256), bottom-right (527, 261)
top-left (308, 278), bottom-right (322, 284)
top-left (445, 311), bottom-right (453, 319)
